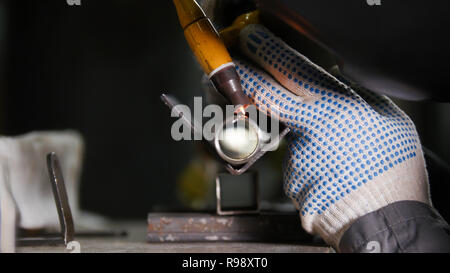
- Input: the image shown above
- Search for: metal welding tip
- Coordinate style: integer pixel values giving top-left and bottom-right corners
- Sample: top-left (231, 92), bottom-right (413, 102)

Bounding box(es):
top-left (173, 0), bottom-right (250, 108)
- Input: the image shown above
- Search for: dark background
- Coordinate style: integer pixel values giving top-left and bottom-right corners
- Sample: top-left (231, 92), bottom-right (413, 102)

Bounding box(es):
top-left (0, 0), bottom-right (449, 221)
top-left (0, 0), bottom-right (204, 218)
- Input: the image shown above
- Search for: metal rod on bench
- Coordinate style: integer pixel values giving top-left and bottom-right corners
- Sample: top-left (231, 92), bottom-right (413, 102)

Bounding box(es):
top-left (47, 152), bottom-right (75, 245)
top-left (16, 153), bottom-right (75, 246)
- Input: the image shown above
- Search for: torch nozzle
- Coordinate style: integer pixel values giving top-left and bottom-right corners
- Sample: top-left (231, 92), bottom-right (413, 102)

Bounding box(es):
top-left (173, 0), bottom-right (250, 107)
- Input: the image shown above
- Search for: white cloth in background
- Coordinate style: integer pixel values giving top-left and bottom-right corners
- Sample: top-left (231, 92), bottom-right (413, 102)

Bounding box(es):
top-left (0, 130), bottom-right (84, 252)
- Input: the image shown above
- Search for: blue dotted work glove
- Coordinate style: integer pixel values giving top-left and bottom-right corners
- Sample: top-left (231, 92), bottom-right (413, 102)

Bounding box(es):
top-left (233, 24), bottom-right (431, 248)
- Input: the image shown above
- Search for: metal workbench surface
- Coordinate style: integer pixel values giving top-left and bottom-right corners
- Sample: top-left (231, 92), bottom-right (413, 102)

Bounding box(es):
top-left (16, 221), bottom-right (332, 253)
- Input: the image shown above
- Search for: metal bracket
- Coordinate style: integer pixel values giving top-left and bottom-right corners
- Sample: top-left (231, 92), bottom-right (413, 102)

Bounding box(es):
top-left (225, 126), bottom-right (290, 175)
top-left (17, 152), bottom-right (75, 246)
top-left (161, 93), bottom-right (290, 176)
top-left (215, 171), bottom-right (259, 215)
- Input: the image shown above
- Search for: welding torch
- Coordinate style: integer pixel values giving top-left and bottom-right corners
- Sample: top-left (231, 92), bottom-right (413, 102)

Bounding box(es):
top-left (173, 0), bottom-right (250, 115)
top-left (172, 1), bottom-right (277, 166)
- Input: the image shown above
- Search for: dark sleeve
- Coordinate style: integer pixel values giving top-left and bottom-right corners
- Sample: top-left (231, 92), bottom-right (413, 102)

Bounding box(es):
top-left (338, 200), bottom-right (450, 253)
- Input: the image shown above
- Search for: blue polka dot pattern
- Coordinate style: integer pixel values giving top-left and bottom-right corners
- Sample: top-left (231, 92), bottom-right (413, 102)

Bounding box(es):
top-left (233, 25), bottom-right (421, 218)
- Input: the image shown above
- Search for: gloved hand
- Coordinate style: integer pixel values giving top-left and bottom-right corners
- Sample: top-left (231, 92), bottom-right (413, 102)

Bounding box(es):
top-left (232, 24), bottom-right (431, 248)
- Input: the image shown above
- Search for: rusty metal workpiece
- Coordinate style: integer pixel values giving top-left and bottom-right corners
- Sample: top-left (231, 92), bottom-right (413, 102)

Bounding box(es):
top-left (147, 212), bottom-right (318, 243)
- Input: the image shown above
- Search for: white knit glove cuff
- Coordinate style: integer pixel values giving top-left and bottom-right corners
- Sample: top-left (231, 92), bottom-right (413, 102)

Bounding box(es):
top-left (309, 153), bottom-right (430, 247)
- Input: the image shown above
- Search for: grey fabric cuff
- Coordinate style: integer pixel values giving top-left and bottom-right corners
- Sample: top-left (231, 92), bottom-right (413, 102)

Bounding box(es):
top-left (338, 200), bottom-right (450, 253)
